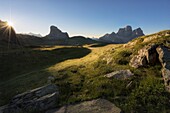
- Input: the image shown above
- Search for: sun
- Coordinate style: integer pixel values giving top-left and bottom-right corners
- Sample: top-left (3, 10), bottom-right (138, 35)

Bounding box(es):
top-left (7, 21), bottom-right (14, 27)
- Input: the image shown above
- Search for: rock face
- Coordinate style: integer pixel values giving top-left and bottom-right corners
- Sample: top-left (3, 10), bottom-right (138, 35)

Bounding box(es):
top-left (0, 20), bottom-right (20, 45)
top-left (117, 25), bottom-right (133, 37)
top-left (45, 26), bottom-right (69, 39)
top-left (156, 46), bottom-right (170, 89)
top-left (129, 44), bottom-right (159, 68)
top-left (46, 99), bottom-right (121, 113)
top-left (3, 84), bottom-right (59, 113)
top-left (129, 44), bottom-right (170, 91)
top-left (100, 25), bottom-right (144, 43)
top-left (104, 70), bottom-right (134, 80)
top-left (132, 28), bottom-right (144, 38)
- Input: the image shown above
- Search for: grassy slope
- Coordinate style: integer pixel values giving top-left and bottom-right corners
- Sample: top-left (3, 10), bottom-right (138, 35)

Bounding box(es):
top-left (0, 46), bottom-right (91, 105)
top-left (0, 30), bottom-right (170, 112)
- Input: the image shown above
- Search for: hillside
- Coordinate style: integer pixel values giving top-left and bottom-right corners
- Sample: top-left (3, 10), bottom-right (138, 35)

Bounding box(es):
top-left (0, 30), bottom-right (170, 112)
top-left (0, 21), bottom-right (101, 47)
top-left (0, 20), bottom-right (20, 48)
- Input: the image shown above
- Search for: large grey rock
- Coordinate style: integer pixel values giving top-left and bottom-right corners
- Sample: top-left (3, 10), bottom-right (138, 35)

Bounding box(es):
top-left (129, 55), bottom-right (147, 68)
top-left (46, 99), bottom-right (121, 113)
top-left (104, 69), bottom-right (134, 80)
top-left (99, 25), bottom-right (144, 43)
top-left (129, 44), bottom-right (170, 91)
top-left (156, 46), bottom-right (170, 90)
top-left (45, 26), bottom-right (69, 39)
top-left (129, 44), bottom-right (159, 68)
top-left (0, 105), bottom-right (8, 113)
top-left (2, 84), bottom-right (59, 113)
top-left (47, 76), bottom-right (56, 84)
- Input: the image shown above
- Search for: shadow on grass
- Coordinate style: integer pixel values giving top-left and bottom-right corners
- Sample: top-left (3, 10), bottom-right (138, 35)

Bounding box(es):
top-left (0, 47), bottom-right (91, 106)
top-left (0, 47), bottom-right (91, 81)
top-left (90, 43), bottom-right (110, 48)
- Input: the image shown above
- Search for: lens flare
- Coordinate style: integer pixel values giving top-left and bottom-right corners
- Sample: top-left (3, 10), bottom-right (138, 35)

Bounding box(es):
top-left (7, 21), bottom-right (13, 27)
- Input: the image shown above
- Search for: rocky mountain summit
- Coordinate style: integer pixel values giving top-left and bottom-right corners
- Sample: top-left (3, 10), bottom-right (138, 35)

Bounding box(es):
top-left (100, 25), bottom-right (144, 43)
top-left (45, 26), bottom-right (69, 39)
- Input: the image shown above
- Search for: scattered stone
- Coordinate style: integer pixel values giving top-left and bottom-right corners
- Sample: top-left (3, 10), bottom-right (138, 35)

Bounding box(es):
top-left (104, 69), bottom-right (134, 80)
top-left (46, 99), bottom-right (121, 113)
top-left (47, 76), bottom-right (56, 84)
top-left (126, 81), bottom-right (133, 88)
top-left (2, 84), bottom-right (59, 113)
top-left (0, 105), bottom-right (8, 113)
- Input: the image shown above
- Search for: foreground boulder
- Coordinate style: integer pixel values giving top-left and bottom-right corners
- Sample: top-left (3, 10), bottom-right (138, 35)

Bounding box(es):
top-left (156, 46), bottom-right (170, 90)
top-left (46, 99), bottom-right (121, 113)
top-left (129, 44), bottom-right (170, 91)
top-left (104, 69), bottom-right (134, 80)
top-left (2, 84), bottom-right (59, 113)
top-left (129, 44), bottom-right (159, 68)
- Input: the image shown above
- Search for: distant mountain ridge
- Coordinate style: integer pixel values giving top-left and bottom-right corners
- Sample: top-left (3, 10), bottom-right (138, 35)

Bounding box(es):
top-left (0, 19), bottom-right (145, 47)
top-left (27, 32), bottom-right (42, 37)
top-left (16, 25), bottom-right (99, 46)
top-left (99, 25), bottom-right (144, 43)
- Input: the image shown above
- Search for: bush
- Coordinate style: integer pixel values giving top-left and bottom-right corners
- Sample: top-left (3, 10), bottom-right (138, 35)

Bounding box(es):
top-left (124, 76), bottom-right (170, 113)
top-left (113, 49), bottom-right (132, 65)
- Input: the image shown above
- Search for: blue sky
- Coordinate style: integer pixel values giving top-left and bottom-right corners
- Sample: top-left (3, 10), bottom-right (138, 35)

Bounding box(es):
top-left (0, 0), bottom-right (170, 37)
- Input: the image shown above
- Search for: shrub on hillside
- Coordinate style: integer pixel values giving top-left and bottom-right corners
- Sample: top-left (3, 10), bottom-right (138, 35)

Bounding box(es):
top-left (124, 76), bottom-right (170, 113)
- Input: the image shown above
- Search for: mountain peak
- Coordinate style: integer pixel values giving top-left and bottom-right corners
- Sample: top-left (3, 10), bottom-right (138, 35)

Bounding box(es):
top-left (117, 25), bottom-right (133, 36)
top-left (46, 25), bottom-right (69, 39)
top-left (50, 26), bottom-right (60, 31)
top-left (132, 28), bottom-right (144, 37)
top-left (100, 25), bottom-right (144, 43)
top-left (125, 25), bottom-right (132, 31)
